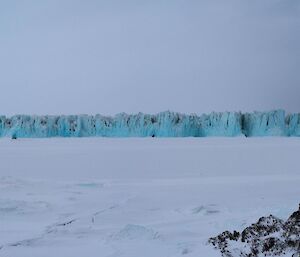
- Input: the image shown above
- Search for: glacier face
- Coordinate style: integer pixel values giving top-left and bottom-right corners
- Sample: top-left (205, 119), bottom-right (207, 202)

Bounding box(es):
top-left (0, 110), bottom-right (299, 138)
top-left (241, 110), bottom-right (287, 137)
top-left (286, 113), bottom-right (300, 136)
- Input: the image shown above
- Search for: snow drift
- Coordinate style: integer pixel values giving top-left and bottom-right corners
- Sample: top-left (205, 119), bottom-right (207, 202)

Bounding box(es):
top-left (0, 110), bottom-right (299, 138)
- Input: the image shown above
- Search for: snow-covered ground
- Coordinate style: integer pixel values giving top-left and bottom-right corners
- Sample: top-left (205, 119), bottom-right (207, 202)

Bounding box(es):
top-left (0, 138), bottom-right (299, 257)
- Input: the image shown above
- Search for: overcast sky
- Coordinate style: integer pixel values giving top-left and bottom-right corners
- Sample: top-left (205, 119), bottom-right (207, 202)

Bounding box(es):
top-left (0, 0), bottom-right (299, 115)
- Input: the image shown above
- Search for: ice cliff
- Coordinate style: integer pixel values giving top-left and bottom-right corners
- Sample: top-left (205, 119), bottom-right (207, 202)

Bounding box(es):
top-left (0, 110), bottom-right (299, 138)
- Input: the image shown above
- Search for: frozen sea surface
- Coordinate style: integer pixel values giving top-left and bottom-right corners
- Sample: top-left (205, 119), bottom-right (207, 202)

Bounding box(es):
top-left (0, 138), bottom-right (299, 257)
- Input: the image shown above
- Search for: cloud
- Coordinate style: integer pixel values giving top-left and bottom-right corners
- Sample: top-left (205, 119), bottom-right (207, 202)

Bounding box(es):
top-left (0, 0), bottom-right (299, 115)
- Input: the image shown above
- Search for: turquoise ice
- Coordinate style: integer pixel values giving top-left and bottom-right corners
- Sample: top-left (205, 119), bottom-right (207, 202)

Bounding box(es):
top-left (0, 110), bottom-right (299, 138)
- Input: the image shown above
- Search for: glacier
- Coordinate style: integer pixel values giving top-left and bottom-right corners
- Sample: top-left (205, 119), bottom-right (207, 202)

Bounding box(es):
top-left (0, 110), bottom-right (299, 138)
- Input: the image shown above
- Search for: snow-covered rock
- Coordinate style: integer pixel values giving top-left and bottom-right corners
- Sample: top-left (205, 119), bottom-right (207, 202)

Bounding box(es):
top-left (209, 204), bottom-right (300, 256)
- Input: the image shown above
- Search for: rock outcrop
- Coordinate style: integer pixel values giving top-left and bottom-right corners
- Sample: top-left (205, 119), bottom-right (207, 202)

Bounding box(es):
top-left (209, 204), bottom-right (300, 256)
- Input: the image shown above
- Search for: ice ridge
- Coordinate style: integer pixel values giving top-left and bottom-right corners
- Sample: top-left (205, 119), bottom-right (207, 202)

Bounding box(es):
top-left (0, 110), bottom-right (299, 138)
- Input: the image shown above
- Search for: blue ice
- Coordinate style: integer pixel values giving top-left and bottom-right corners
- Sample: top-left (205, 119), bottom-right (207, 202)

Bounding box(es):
top-left (0, 110), bottom-right (298, 138)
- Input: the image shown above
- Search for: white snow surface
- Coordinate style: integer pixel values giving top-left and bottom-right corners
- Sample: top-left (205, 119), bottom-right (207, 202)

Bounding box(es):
top-left (0, 137), bottom-right (299, 257)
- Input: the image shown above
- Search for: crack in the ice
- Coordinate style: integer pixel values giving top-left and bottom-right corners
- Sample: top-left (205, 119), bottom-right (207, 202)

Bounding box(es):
top-left (92, 204), bottom-right (119, 223)
top-left (0, 202), bottom-right (126, 251)
top-left (0, 194), bottom-right (136, 252)
top-left (56, 219), bottom-right (77, 227)
top-left (0, 236), bottom-right (43, 251)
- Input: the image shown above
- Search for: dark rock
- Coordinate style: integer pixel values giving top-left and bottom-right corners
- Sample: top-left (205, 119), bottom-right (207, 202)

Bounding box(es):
top-left (209, 204), bottom-right (300, 256)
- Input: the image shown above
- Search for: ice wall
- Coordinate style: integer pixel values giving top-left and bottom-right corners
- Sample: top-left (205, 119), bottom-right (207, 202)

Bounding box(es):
top-left (286, 113), bottom-right (300, 136)
top-left (0, 110), bottom-right (299, 138)
top-left (241, 110), bottom-right (287, 137)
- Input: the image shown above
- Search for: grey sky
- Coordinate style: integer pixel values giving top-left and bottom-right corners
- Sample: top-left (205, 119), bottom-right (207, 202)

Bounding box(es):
top-left (0, 0), bottom-right (299, 115)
